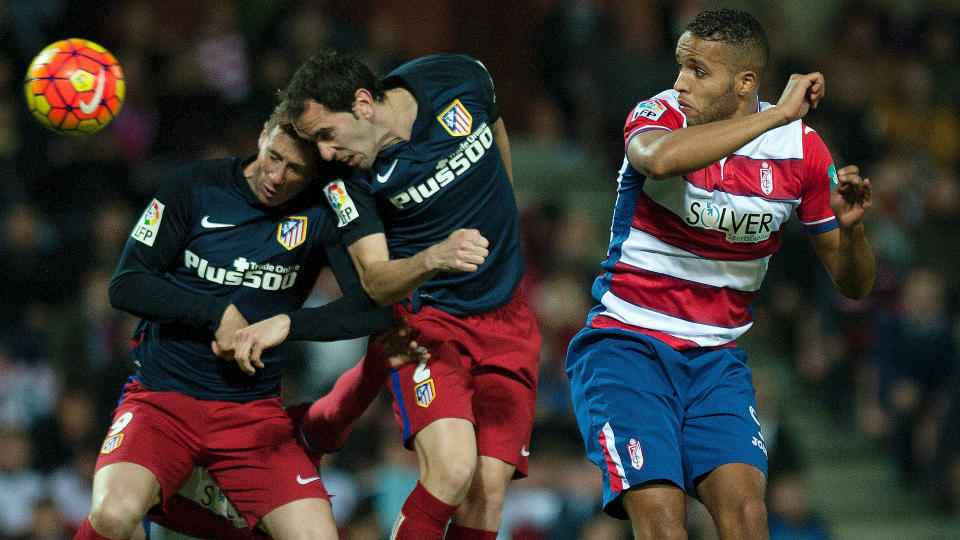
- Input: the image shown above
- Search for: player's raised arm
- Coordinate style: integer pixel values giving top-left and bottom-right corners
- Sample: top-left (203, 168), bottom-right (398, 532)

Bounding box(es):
top-left (628, 72), bottom-right (822, 180)
top-left (346, 229), bottom-right (489, 307)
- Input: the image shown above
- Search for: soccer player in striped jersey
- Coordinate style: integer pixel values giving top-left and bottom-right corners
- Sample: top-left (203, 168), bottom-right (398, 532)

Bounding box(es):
top-left (565, 9), bottom-right (874, 539)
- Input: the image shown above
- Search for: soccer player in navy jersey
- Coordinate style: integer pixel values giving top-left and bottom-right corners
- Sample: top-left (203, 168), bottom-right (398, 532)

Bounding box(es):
top-left (76, 110), bottom-right (421, 540)
top-left (234, 52), bottom-right (542, 540)
top-left (563, 9), bottom-right (875, 539)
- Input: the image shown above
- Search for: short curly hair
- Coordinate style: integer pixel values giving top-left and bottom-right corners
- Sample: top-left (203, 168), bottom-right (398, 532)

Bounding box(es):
top-left (685, 9), bottom-right (769, 76)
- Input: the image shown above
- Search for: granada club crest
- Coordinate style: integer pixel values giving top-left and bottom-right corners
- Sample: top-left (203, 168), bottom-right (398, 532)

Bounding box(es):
top-left (438, 99), bottom-right (472, 136)
top-left (627, 438), bottom-right (644, 470)
top-left (760, 162), bottom-right (773, 195)
top-left (277, 216), bottom-right (307, 250)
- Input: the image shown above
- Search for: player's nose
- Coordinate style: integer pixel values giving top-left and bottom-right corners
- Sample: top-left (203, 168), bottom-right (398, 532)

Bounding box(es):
top-left (317, 143), bottom-right (337, 162)
top-left (268, 167), bottom-right (284, 185)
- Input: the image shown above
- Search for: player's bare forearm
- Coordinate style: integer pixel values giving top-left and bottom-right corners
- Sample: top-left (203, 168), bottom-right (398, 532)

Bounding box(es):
top-left (628, 107), bottom-right (788, 179)
top-left (348, 230), bottom-right (488, 306)
top-left (835, 223), bottom-right (875, 299)
top-left (358, 255), bottom-right (441, 306)
top-left (829, 165), bottom-right (874, 299)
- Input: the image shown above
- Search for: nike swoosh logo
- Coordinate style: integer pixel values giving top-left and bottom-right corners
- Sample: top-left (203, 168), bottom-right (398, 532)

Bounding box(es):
top-left (296, 474), bottom-right (321, 485)
top-left (412, 360), bottom-right (431, 384)
top-left (521, 445), bottom-right (530, 457)
top-left (376, 159), bottom-right (399, 184)
top-left (78, 68), bottom-right (106, 115)
top-left (201, 216), bottom-right (235, 229)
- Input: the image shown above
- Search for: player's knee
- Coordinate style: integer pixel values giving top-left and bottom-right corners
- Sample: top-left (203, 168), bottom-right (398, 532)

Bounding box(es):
top-left (624, 494), bottom-right (687, 540)
top-left (438, 456), bottom-right (478, 492)
top-left (735, 495), bottom-right (768, 531)
top-left (630, 519), bottom-right (687, 540)
top-left (89, 495), bottom-right (147, 538)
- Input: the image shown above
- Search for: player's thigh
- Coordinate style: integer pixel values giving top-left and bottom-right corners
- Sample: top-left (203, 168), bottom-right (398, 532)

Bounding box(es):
top-left (621, 481), bottom-right (688, 538)
top-left (206, 403), bottom-right (330, 528)
top-left (412, 417), bottom-right (479, 474)
top-left (258, 497), bottom-right (338, 540)
top-left (472, 367), bottom-right (536, 477)
top-left (386, 336), bottom-right (474, 445)
top-left (565, 329), bottom-right (686, 517)
top-left (93, 383), bottom-right (197, 513)
top-left (91, 462), bottom-right (162, 517)
top-left (681, 349), bottom-right (767, 493)
top-left (697, 463), bottom-right (767, 516)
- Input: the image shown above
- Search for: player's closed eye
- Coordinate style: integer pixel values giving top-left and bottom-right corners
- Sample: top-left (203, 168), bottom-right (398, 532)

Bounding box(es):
top-left (316, 127), bottom-right (335, 142)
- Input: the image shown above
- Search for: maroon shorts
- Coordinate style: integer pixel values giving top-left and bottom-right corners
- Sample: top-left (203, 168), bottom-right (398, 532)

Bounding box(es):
top-left (95, 380), bottom-right (329, 526)
top-left (383, 292), bottom-right (541, 477)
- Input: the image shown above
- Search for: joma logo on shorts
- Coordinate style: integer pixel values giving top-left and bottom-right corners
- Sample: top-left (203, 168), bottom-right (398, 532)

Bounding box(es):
top-left (389, 123), bottom-right (494, 209)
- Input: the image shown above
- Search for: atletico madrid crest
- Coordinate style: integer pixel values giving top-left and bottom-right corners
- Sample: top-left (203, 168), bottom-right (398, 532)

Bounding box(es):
top-left (101, 433), bottom-right (124, 454)
top-left (437, 100), bottom-right (472, 136)
top-left (415, 379), bottom-right (436, 407)
top-left (277, 216), bottom-right (307, 250)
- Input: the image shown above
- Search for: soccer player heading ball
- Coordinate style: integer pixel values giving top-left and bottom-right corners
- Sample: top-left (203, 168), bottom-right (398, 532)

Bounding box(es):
top-left (565, 8), bottom-right (874, 538)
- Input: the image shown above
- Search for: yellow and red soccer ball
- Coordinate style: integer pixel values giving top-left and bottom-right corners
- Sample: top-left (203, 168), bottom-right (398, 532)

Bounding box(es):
top-left (24, 38), bottom-right (125, 135)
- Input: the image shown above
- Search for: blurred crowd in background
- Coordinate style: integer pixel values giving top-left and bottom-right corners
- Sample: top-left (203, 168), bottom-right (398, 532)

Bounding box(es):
top-left (1, 1), bottom-right (959, 539)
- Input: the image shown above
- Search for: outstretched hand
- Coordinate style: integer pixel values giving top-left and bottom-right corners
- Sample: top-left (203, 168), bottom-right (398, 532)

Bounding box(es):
top-left (427, 228), bottom-right (489, 273)
top-left (372, 317), bottom-right (430, 370)
top-left (210, 304), bottom-right (262, 376)
top-left (831, 164), bottom-right (872, 229)
top-left (776, 72), bottom-right (825, 124)
top-left (226, 314), bottom-right (292, 375)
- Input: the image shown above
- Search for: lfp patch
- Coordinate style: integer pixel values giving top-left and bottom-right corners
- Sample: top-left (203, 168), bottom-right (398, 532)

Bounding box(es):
top-left (101, 433), bottom-right (124, 454)
top-left (325, 180), bottom-right (358, 227)
top-left (131, 199), bottom-right (165, 246)
top-left (438, 100), bottom-right (472, 136)
top-left (277, 216), bottom-right (307, 250)
top-left (630, 99), bottom-right (667, 122)
top-left (415, 379), bottom-right (436, 407)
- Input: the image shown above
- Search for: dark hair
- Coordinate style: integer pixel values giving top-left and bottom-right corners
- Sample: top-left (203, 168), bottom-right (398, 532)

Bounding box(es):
top-left (276, 50), bottom-right (384, 122)
top-left (265, 106), bottom-right (316, 153)
top-left (685, 9), bottom-right (769, 75)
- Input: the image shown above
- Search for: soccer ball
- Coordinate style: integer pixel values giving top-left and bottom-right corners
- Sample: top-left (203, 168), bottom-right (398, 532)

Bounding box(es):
top-left (24, 38), bottom-right (125, 135)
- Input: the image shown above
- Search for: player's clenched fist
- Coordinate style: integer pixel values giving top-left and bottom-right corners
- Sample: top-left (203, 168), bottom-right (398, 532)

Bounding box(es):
top-left (427, 228), bottom-right (489, 272)
top-left (775, 72), bottom-right (825, 124)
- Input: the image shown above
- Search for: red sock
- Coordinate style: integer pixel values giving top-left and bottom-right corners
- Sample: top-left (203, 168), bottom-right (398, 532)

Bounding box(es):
top-left (445, 523), bottom-right (499, 539)
top-left (148, 494), bottom-right (254, 540)
top-left (303, 354), bottom-right (388, 452)
top-left (390, 482), bottom-right (458, 540)
top-left (74, 516), bottom-right (127, 540)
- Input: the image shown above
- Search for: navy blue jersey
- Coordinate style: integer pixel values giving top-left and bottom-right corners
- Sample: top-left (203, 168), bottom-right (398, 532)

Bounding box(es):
top-left (111, 156), bottom-right (390, 402)
top-left (326, 54), bottom-right (525, 316)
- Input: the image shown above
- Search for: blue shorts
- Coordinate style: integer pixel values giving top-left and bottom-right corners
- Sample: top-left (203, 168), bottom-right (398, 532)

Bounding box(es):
top-left (565, 327), bottom-right (767, 518)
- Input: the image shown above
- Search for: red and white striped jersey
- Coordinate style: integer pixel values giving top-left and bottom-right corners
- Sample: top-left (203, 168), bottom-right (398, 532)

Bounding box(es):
top-left (587, 89), bottom-right (839, 350)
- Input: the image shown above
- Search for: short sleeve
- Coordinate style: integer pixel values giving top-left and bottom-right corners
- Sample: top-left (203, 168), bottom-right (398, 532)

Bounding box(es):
top-left (797, 125), bottom-right (838, 234)
top-left (321, 169), bottom-right (384, 246)
top-left (623, 97), bottom-right (685, 151)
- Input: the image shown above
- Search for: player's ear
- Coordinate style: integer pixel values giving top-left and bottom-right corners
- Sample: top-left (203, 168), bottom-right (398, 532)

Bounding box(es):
top-left (736, 70), bottom-right (758, 97)
top-left (353, 88), bottom-right (374, 119)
